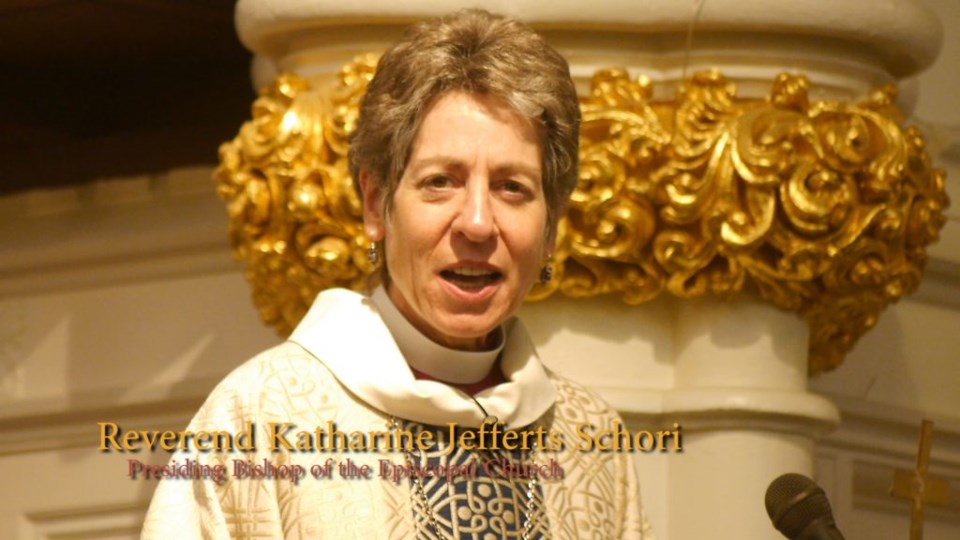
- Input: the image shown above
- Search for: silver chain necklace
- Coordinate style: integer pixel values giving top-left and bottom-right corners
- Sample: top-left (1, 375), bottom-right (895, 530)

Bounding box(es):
top-left (389, 416), bottom-right (541, 540)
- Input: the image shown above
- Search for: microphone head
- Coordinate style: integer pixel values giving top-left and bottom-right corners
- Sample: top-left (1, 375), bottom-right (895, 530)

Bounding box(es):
top-left (765, 473), bottom-right (838, 539)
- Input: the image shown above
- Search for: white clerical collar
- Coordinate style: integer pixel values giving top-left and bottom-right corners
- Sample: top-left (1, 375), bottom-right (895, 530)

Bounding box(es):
top-left (370, 286), bottom-right (503, 384)
top-left (288, 288), bottom-right (557, 429)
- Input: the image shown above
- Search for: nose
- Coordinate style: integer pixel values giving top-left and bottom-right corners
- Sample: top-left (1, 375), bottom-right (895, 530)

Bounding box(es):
top-left (453, 180), bottom-right (497, 242)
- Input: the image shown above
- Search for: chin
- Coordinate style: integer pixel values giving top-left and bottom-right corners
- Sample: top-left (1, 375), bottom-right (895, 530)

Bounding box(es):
top-left (436, 317), bottom-right (503, 347)
top-left (443, 320), bottom-right (498, 339)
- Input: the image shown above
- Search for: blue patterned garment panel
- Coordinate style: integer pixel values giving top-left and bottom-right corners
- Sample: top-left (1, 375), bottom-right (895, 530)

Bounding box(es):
top-left (400, 420), bottom-right (548, 540)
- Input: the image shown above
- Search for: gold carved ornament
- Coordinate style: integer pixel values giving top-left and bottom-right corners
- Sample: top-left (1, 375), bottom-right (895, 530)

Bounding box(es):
top-left (215, 56), bottom-right (949, 374)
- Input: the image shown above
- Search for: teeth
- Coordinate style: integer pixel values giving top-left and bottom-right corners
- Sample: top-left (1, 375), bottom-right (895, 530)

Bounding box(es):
top-left (451, 267), bottom-right (493, 276)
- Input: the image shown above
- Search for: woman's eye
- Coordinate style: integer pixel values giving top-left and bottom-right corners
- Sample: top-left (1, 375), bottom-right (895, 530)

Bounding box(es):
top-left (426, 176), bottom-right (452, 189)
top-left (501, 180), bottom-right (528, 196)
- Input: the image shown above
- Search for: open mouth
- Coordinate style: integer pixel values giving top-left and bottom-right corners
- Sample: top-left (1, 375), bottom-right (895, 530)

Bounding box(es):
top-left (440, 267), bottom-right (503, 290)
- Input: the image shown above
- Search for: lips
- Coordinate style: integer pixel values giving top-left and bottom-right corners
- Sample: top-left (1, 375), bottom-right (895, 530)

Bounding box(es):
top-left (440, 265), bottom-right (503, 291)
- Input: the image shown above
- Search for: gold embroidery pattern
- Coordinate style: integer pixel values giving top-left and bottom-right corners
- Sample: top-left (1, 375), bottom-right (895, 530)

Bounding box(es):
top-left (140, 345), bottom-right (645, 538)
top-left (540, 375), bottom-right (641, 538)
top-left (215, 60), bottom-right (948, 373)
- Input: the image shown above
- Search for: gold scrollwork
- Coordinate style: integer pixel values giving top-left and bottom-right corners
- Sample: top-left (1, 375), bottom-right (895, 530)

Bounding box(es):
top-left (215, 58), bottom-right (948, 374)
top-left (214, 55), bottom-right (378, 335)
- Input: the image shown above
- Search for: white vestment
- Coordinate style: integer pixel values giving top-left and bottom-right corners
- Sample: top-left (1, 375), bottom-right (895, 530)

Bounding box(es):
top-left (142, 289), bottom-right (654, 539)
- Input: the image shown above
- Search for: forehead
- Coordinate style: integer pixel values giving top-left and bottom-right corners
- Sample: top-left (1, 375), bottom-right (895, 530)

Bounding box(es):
top-left (407, 91), bottom-right (542, 170)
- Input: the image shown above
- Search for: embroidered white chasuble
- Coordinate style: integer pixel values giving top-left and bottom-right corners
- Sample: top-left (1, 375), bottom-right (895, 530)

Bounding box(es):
top-left (141, 289), bottom-right (654, 539)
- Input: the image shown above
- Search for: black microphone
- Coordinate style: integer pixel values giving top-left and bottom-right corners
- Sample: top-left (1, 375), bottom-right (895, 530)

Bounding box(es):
top-left (765, 473), bottom-right (846, 540)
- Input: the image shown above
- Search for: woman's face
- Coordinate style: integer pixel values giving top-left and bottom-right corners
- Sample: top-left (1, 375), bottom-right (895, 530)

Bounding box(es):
top-left (361, 91), bottom-right (553, 351)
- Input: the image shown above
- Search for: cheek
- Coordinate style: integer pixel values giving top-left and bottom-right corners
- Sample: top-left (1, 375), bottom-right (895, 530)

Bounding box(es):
top-left (385, 209), bottom-right (443, 265)
top-left (511, 227), bottom-right (549, 275)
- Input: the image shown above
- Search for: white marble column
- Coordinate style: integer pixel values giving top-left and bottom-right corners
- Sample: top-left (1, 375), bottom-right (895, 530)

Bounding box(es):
top-left (665, 298), bottom-right (839, 538)
top-left (233, 1), bottom-right (943, 538)
top-left (519, 294), bottom-right (841, 538)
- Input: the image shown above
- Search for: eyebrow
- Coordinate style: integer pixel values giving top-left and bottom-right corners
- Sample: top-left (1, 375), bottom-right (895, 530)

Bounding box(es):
top-left (408, 156), bottom-right (541, 180)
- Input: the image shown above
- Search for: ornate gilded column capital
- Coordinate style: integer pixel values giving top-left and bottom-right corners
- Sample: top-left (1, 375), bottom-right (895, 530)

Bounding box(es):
top-left (214, 60), bottom-right (948, 374)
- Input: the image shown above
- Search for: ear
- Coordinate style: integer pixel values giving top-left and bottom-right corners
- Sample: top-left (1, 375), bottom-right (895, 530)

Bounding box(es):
top-left (359, 169), bottom-right (385, 241)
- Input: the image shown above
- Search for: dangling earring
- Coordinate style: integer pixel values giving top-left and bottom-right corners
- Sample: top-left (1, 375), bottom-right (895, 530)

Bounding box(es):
top-left (367, 243), bottom-right (379, 266)
top-left (539, 263), bottom-right (553, 284)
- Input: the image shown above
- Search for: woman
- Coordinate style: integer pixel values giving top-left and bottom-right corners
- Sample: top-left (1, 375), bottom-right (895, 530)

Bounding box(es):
top-left (143, 9), bottom-right (653, 539)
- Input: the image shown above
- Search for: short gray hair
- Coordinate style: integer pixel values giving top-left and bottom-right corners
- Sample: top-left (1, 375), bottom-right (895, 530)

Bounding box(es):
top-left (348, 8), bottom-right (581, 231)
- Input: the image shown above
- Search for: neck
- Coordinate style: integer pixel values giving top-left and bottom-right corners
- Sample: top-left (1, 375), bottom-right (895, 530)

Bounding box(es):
top-left (371, 286), bottom-right (504, 385)
top-left (410, 363), bottom-right (507, 395)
